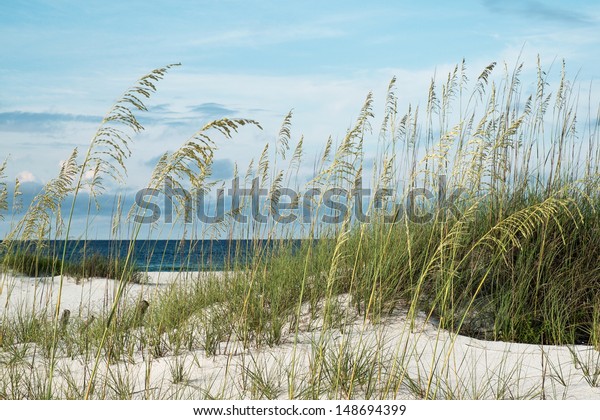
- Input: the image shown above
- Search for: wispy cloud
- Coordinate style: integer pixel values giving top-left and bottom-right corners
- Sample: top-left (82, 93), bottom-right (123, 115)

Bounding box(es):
top-left (135, 103), bottom-right (240, 128)
top-left (0, 111), bottom-right (100, 132)
top-left (188, 103), bottom-right (238, 119)
top-left (482, 0), bottom-right (596, 26)
top-left (186, 25), bottom-right (344, 49)
top-left (148, 104), bottom-right (174, 113)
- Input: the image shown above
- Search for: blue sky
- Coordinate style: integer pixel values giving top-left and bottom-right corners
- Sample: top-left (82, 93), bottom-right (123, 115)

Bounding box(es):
top-left (1, 0), bottom-right (600, 238)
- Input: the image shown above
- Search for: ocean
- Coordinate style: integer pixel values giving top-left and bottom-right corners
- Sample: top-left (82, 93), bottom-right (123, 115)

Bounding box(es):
top-left (2, 239), bottom-right (303, 271)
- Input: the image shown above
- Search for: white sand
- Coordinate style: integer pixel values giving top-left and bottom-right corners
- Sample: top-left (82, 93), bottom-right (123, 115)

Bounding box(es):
top-left (0, 271), bottom-right (209, 317)
top-left (1, 271), bottom-right (600, 399)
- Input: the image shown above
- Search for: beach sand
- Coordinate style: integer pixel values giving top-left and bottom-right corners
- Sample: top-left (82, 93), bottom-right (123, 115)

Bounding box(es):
top-left (1, 271), bottom-right (600, 399)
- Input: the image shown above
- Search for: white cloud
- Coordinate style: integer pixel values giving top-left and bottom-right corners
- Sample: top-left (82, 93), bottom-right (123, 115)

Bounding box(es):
top-left (16, 170), bottom-right (36, 183)
top-left (83, 169), bottom-right (96, 180)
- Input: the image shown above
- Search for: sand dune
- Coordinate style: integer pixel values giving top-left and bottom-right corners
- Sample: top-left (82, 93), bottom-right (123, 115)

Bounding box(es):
top-left (1, 272), bottom-right (599, 399)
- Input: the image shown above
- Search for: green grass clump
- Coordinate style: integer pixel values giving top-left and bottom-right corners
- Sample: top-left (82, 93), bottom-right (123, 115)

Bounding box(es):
top-left (66, 253), bottom-right (143, 283)
top-left (1, 251), bottom-right (60, 277)
top-left (338, 193), bottom-right (600, 346)
top-left (1, 251), bottom-right (142, 283)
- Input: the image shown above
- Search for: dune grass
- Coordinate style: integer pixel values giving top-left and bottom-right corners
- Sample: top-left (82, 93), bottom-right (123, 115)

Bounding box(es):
top-left (1, 250), bottom-right (142, 283)
top-left (0, 57), bottom-right (600, 399)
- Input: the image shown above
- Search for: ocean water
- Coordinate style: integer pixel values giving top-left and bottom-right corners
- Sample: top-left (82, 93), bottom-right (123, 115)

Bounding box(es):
top-left (3, 240), bottom-right (303, 271)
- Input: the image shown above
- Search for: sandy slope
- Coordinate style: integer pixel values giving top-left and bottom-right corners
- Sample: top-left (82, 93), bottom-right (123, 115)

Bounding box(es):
top-left (1, 271), bottom-right (600, 399)
top-left (0, 271), bottom-right (203, 317)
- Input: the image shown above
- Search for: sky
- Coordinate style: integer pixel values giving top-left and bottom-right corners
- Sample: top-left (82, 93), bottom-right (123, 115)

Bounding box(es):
top-left (1, 0), bottom-right (600, 238)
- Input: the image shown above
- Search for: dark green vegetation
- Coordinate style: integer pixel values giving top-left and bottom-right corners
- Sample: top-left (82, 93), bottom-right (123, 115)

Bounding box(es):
top-left (1, 250), bottom-right (142, 283)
